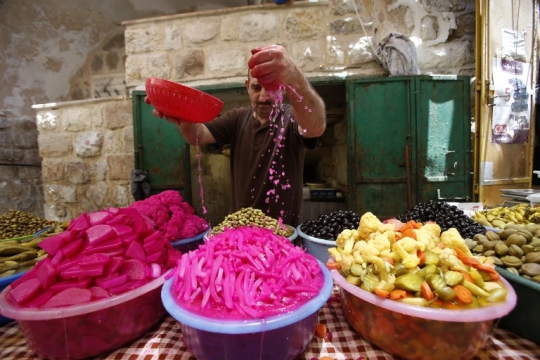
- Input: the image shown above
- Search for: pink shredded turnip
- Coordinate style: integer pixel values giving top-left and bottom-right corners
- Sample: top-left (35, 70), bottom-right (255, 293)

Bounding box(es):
top-left (171, 226), bottom-right (323, 320)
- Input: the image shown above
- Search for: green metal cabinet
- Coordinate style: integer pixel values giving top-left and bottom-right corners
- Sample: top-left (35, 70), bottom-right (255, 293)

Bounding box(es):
top-left (347, 76), bottom-right (472, 219)
top-left (132, 90), bottom-right (192, 202)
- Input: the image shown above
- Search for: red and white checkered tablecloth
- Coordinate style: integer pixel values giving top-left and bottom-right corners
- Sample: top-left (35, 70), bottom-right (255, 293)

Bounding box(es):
top-left (0, 291), bottom-right (538, 360)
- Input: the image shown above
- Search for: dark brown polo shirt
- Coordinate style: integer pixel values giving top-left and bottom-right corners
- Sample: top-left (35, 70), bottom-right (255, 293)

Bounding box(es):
top-left (205, 105), bottom-right (317, 226)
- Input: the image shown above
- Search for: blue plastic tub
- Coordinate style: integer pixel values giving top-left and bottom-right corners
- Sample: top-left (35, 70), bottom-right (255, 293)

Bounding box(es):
top-left (296, 225), bottom-right (335, 263)
top-left (170, 228), bottom-right (210, 253)
top-left (162, 260), bottom-right (333, 360)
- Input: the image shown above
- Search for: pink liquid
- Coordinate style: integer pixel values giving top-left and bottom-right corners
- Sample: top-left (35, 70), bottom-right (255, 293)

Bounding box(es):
top-left (258, 84), bottom-right (311, 225)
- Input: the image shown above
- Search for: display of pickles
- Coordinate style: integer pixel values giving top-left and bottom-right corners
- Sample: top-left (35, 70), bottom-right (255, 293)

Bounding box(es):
top-left (0, 222), bottom-right (67, 278)
top-left (328, 212), bottom-right (509, 309)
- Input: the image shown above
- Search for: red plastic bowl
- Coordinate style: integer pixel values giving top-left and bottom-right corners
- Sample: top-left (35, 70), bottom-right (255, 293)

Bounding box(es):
top-left (145, 78), bottom-right (223, 123)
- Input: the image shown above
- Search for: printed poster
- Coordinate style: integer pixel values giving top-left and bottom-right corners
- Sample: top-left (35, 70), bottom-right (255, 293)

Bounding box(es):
top-left (491, 58), bottom-right (531, 144)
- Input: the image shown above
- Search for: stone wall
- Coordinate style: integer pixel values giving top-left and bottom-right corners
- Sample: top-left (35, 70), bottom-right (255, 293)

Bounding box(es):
top-left (34, 97), bottom-right (134, 221)
top-left (36, 0), bottom-right (476, 221)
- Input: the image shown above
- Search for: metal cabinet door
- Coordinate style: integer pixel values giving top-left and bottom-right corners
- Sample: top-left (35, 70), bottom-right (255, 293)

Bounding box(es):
top-left (132, 90), bottom-right (192, 202)
top-left (347, 77), bottom-right (414, 219)
top-left (414, 76), bottom-right (472, 203)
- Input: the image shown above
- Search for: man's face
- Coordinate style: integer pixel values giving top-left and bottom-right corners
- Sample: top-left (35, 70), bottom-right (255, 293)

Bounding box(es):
top-left (245, 75), bottom-right (273, 122)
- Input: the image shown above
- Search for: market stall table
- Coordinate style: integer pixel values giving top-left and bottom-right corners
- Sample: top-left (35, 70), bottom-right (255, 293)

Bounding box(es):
top-left (0, 288), bottom-right (538, 360)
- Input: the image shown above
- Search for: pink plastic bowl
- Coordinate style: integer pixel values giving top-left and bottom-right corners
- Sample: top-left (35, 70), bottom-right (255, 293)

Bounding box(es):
top-left (332, 268), bottom-right (517, 360)
top-left (0, 272), bottom-right (169, 360)
top-left (145, 77), bottom-right (223, 123)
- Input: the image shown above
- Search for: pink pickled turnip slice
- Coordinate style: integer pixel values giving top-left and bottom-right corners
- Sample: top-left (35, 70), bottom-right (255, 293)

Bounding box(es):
top-left (103, 256), bottom-right (125, 277)
top-left (50, 249), bottom-right (65, 266)
top-left (143, 238), bottom-right (164, 255)
top-left (39, 230), bottom-right (73, 256)
top-left (108, 280), bottom-right (136, 295)
top-left (101, 247), bottom-right (125, 257)
top-left (119, 207), bottom-right (153, 234)
top-left (88, 210), bottom-right (113, 225)
top-left (143, 231), bottom-right (161, 245)
top-left (68, 212), bottom-right (90, 232)
top-left (61, 265), bottom-right (104, 279)
top-left (9, 278), bottom-right (41, 305)
top-left (120, 233), bottom-right (139, 246)
top-left (145, 249), bottom-right (163, 263)
top-left (110, 224), bottom-right (133, 237)
top-left (125, 240), bottom-right (145, 260)
top-left (108, 206), bottom-right (120, 214)
top-left (56, 257), bottom-right (82, 273)
top-left (90, 286), bottom-right (110, 300)
top-left (106, 213), bottom-right (129, 226)
top-left (37, 262), bottom-right (57, 289)
top-left (149, 263), bottom-right (162, 278)
top-left (83, 238), bottom-right (123, 255)
top-left (79, 253), bottom-right (110, 268)
top-left (23, 289), bottom-right (53, 308)
top-left (42, 287), bottom-right (92, 308)
top-left (62, 238), bottom-right (84, 259)
top-left (119, 259), bottom-right (149, 280)
top-left (96, 273), bottom-right (128, 289)
top-left (50, 279), bottom-right (92, 295)
top-left (11, 257), bottom-right (48, 289)
top-left (86, 224), bottom-right (116, 246)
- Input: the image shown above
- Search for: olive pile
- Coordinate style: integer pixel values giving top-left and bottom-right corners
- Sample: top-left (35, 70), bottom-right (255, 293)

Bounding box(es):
top-left (210, 207), bottom-right (294, 237)
top-left (396, 201), bottom-right (486, 239)
top-left (300, 210), bottom-right (360, 240)
top-left (0, 210), bottom-right (59, 240)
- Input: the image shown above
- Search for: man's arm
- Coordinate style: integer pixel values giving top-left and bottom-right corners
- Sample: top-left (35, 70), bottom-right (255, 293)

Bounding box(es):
top-left (247, 44), bottom-right (326, 138)
top-left (176, 122), bottom-right (216, 146)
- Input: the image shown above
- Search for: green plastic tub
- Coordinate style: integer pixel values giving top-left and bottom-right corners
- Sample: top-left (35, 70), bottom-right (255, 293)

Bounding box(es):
top-left (496, 267), bottom-right (540, 345)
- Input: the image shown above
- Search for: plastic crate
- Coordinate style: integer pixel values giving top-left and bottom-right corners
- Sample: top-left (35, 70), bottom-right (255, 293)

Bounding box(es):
top-left (496, 267), bottom-right (540, 345)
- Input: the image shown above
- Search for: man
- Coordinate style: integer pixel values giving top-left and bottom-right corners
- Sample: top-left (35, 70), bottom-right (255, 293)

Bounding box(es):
top-left (149, 44), bottom-right (326, 226)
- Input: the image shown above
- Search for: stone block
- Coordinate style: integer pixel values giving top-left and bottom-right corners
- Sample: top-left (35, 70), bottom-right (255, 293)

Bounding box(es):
top-left (291, 40), bottom-right (323, 72)
top-left (284, 9), bottom-right (324, 39)
top-left (183, 50), bottom-right (205, 76)
top-left (221, 17), bottom-right (239, 41)
top-left (85, 181), bottom-right (109, 208)
top-left (184, 20), bottom-right (219, 44)
top-left (0, 131), bottom-right (13, 148)
top-left (39, 133), bottom-right (73, 157)
top-left (44, 184), bottom-right (77, 203)
top-left (207, 48), bottom-right (247, 75)
top-left (145, 54), bottom-right (171, 79)
top-left (103, 102), bottom-right (132, 130)
top-left (125, 26), bottom-right (163, 55)
top-left (66, 161), bottom-right (90, 184)
top-left (329, 18), bottom-right (363, 35)
top-left (123, 126), bottom-right (134, 154)
top-left (125, 55), bottom-right (145, 85)
top-left (347, 37), bottom-right (376, 66)
top-left (165, 24), bottom-right (183, 51)
top-left (107, 154), bottom-right (134, 181)
top-left (36, 110), bottom-right (61, 131)
top-left (103, 131), bottom-right (124, 154)
top-left (42, 159), bottom-right (65, 182)
top-left (74, 131), bottom-right (104, 158)
top-left (64, 108), bottom-right (92, 132)
top-left (417, 40), bottom-right (474, 70)
top-left (239, 14), bottom-right (279, 42)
